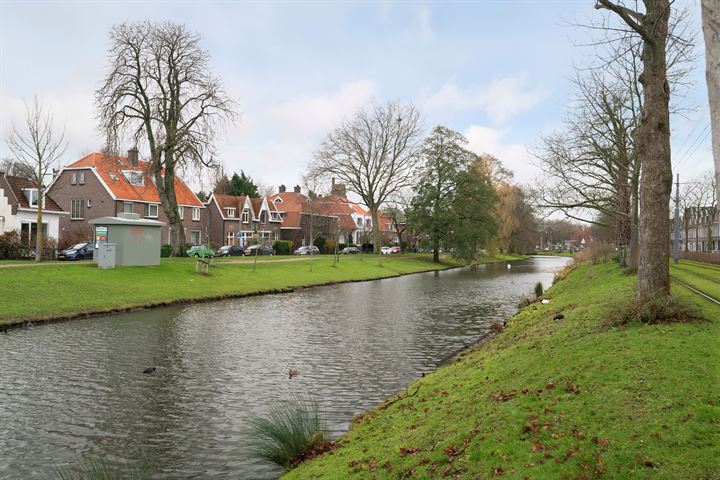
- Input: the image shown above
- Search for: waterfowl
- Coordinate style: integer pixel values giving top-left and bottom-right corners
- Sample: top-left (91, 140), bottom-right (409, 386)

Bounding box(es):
top-left (288, 369), bottom-right (300, 379)
top-left (507, 264), bottom-right (512, 270)
top-left (553, 313), bottom-right (565, 321)
top-left (143, 367), bottom-right (156, 374)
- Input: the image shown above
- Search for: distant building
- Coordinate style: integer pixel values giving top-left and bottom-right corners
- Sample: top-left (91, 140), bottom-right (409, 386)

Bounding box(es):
top-left (206, 193), bottom-right (282, 247)
top-left (679, 207), bottom-right (719, 252)
top-left (47, 149), bottom-right (207, 246)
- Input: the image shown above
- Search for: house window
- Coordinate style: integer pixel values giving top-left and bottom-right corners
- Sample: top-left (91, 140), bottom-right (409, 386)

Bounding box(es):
top-left (79, 172), bottom-right (85, 185)
top-left (225, 208), bottom-right (235, 218)
top-left (178, 206), bottom-right (184, 220)
top-left (70, 173), bottom-right (77, 185)
top-left (23, 189), bottom-right (41, 207)
top-left (122, 170), bottom-right (144, 186)
top-left (226, 231), bottom-right (234, 245)
top-left (190, 230), bottom-right (201, 245)
top-left (357, 218), bottom-right (362, 227)
top-left (242, 210), bottom-right (250, 223)
top-left (192, 207), bottom-right (201, 221)
top-left (71, 199), bottom-right (84, 220)
top-left (145, 204), bottom-right (159, 218)
top-left (274, 198), bottom-right (283, 204)
top-left (260, 211), bottom-right (267, 224)
top-left (123, 202), bottom-right (133, 213)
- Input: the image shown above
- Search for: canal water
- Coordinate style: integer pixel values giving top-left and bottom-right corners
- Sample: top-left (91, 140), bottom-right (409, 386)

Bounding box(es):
top-left (0, 256), bottom-right (569, 479)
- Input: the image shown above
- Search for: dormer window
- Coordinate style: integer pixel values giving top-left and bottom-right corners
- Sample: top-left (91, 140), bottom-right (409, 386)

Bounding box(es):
top-left (225, 208), bottom-right (236, 218)
top-left (23, 188), bottom-right (43, 208)
top-left (270, 212), bottom-right (280, 221)
top-left (122, 170), bottom-right (144, 186)
top-left (242, 209), bottom-right (249, 223)
top-left (273, 198), bottom-right (283, 204)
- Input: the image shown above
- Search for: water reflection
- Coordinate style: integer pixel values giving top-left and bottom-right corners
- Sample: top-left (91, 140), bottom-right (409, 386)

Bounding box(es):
top-left (0, 256), bottom-right (569, 479)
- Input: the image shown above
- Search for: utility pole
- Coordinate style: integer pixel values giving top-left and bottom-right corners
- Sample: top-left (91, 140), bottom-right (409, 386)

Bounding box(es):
top-left (673, 173), bottom-right (681, 264)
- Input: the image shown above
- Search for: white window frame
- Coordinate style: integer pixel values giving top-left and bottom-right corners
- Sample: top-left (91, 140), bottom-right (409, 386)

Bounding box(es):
top-left (192, 207), bottom-right (201, 221)
top-left (226, 208), bottom-right (236, 218)
top-left (178, 206), bottom-right (184, 220)
top-left (226, 231), bottom-right (234, 245)
top-left (71, 199), bottom-right (84, 220)
top-left (123, 202), bottom-right (133, 213)
top-left (190, 230), bottom-right (201, 245)
top-left (242, 210), bottom-right (250, 223)
top-left (146, 203), bottom-right (159, 218)
top-left (70, 173), bottom-right (77, 185)
top-left (23, 188), bottom-right (43, 208)
top-left (79, 172), bottom-right (85, 185)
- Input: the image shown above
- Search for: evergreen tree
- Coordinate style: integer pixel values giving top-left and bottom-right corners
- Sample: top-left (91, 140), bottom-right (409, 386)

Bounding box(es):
top-left (229, 170), bottom-right (260, 197)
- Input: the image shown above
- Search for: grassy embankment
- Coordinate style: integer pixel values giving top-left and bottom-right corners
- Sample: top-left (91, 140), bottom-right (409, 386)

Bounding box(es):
top-left (0, 253), bottom-right (524, 326)
top-left (285, 260), bottom-right (720, 480)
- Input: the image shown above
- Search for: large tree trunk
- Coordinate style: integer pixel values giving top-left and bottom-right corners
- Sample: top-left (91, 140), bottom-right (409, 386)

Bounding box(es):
top-left (153, 152), bottom-right (186, 256)
top-left (629, 180), bottom-right (639, 268)
top-left (702, 0), bottom-right (720, 205)
top-left (635, 1), bottom-right (672, 302)
top-left (370, 208), bottom-right (380, 254)
top-left (433, 235), bottom-right (440, 263)
top-left (616, 179), bottom-right (632, 267)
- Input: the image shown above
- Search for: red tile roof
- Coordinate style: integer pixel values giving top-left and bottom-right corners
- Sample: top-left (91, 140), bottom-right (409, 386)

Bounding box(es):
top-left (66, 152), bottom-right (204, 207)
top-left (1, 174), bottom-right (63, 212)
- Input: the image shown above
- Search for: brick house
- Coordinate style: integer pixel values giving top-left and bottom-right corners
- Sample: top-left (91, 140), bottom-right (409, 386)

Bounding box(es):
top-left (206, 193), bottom-right (282, 247)
top-left (0, 171), bottom-right (67, 246)
top-left (268, 185), bottom-right (343, 248)
top-left (47, 149), bottom-right (207, 247)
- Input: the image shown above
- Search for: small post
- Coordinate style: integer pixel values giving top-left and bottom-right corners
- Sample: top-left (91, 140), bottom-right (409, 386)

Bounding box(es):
top-left (673, 173), bottom-right (681, 265)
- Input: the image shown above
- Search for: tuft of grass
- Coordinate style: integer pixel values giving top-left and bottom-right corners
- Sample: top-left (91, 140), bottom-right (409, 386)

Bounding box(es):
top-left (614, 293), bottom-right (706, 325)
top-left (534, 281), bottom-right (544, 297)
top-left (54, 458), bottom-right (143, 480)
top-left (248, 397), bottom-right (332, 470)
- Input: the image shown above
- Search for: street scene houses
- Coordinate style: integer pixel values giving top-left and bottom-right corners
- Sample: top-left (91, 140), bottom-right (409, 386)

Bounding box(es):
top-left (0, 170), bottom-right (66, 247)
top-left (206, 192), bottom-right (283, 247)
top-left (679, 207), bottom-right (720, 252)
top-left (47, 149), bottom-right (208, 247)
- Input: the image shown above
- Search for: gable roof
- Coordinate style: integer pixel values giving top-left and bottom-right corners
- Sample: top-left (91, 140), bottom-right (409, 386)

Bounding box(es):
top-left (65, 152), bottom-right (204, 207)
top-left (209, 193), bottom-right (281, 222)
top-left (1, 173), bottom-right (63, 212)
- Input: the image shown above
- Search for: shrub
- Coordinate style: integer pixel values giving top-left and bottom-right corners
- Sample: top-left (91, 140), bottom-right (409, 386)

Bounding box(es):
top-left (613, 294), bottom-right (705, 326)
top-left (160, 244), bottom-right (173, 257)
top-left (247, 397), bottom-right (330, 470)
top-left (274, 240), bottom-right (294, 255)
top-left (534, 282), bottom-right (543, 297)
top-left (313, 236), bottom-right (326, 252)
top-left (575, 244), bottom-right (614, 265)
top-left (0, 230), bottom-right (29, 260)
top-left (324, 239), bottom-right (336, 253)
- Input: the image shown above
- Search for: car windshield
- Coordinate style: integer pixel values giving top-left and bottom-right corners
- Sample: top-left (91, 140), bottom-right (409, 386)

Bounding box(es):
top-left (219, 246), bottom-right (230, 250)
top-left (70, 243), bottom-right (86, 250)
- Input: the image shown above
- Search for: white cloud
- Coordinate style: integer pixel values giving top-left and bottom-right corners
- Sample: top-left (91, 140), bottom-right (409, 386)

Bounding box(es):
top-left (464, 125), bottom-right (538, 184)
top-left (424, 74), bottom-right (549, 123)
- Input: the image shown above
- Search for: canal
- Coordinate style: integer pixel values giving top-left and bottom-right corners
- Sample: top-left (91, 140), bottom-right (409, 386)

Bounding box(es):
top-left (0, 256), bottom-right (569, 479)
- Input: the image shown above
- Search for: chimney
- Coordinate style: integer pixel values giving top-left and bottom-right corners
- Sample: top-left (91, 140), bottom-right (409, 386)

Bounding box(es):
top-left (279, 184), bottom-right (286, 193)
top-left (294, 185), bottom-right (301, 194)
top-left (331, 180), bottom-right (346, 197)
top-left (128, 147), bottom-right (139, 168)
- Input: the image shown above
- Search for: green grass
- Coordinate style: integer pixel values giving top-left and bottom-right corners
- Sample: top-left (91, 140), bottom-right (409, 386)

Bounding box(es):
top-left (534, 251), bottom-right (575, 257)
top-left (670, 260), bottom-right (720, 301)
top-left (0, 253), bottom-right (521, 325)
top-left (284, 262), bottom-right (720, 480)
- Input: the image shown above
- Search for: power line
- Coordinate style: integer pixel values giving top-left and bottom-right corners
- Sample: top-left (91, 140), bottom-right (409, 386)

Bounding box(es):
top-left (675, 123), bottom-right (711, 172)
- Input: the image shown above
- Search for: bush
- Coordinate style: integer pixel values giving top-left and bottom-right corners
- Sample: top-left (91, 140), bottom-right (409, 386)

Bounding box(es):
top-left (160, 244), bottom-right (173, 257)
top-left (613, 294), bottom-right (705, 325)
top-left (0, 230), bottom-right (29, 260)
top-left (313, 236), bottom-right (326, 253)
top-left (247, 397), bottom-right (330, 470)
top-left (534, 282), bottom-right (543, 297)
top-left (575, 244), bottom-right (614, 265)
top-left (274, 240), bottom-right (294, 255)
top-left (324, 239), bottom-right (336, 253)
top-left (209, 241), bottom-right (220, 250)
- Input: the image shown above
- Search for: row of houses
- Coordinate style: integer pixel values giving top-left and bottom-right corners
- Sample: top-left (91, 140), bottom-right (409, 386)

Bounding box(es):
top-left (0, 149), bottom-right (400, 250)
top-left (678, 206), bottom-right (720, 253)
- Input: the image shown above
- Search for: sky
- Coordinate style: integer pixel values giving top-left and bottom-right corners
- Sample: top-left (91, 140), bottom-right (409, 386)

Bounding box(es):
top-left (0, 0), bottom-right (714, 196)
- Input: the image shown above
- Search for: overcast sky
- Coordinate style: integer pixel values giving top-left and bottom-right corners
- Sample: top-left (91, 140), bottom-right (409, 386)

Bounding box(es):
top-left (0, 0), bottom-right (713, 194)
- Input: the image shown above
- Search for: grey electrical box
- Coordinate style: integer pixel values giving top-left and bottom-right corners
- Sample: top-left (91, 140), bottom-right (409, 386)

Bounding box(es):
top-left (90, 213), bottom-right (165, 267)
top-left (97, 243), bottom-right (117, 269)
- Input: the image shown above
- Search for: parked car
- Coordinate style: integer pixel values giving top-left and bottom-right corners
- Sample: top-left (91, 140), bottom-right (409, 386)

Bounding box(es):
top-left (57, 242), bottom-right (94, 261)
top-left (186, 244), bottom-right (215, 258)
top-left (294, 245), bottom-right (320, 255)
top-left (245, 244), bottom-right (274, 256)
top-left (340, 246), bottom-right (360, 255)
top-left (215, 245), bottom-right (245, 257)
top-left (389, 246), bottom-right (401, 254)
top-left (380, 246), bottom-right (392, 255)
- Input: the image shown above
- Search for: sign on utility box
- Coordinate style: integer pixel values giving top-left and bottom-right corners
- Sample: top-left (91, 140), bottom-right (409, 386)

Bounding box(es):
top-left (97, 243), bottom-right (117, 269)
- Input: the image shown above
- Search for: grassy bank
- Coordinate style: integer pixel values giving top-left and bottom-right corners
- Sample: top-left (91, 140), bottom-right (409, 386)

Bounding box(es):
top-left (284, 261), bottom-right (720, 479)
top-left (0, 253), bottom-right (522, 326)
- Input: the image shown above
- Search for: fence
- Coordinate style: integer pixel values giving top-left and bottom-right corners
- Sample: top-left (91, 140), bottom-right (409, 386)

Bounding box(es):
top-left (680, 251), bottom-right (720, 265)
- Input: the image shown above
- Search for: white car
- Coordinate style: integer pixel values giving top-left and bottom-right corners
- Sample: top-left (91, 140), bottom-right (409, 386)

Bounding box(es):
top-left (380, 246), bottom-right (392, 255)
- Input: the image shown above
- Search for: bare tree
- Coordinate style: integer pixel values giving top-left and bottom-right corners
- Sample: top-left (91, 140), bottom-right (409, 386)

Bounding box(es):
top-left (702, 0), bottom-right (720, 204)
top-left (310, 101), bottom-right (422, 254)
top-left (5, 97), bottom-right (67, 261)
top-left (595, 0), bottom-right (673, 302)
top-left (96, 21), bottom-right (236, 255)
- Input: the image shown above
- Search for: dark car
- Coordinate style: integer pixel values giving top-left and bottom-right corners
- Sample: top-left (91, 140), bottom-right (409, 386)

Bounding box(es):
top-left (244, 244), bottom-right (274, 256)
top-left (58, 242), bottom-right (94, 261)
top-left (216, 245), bottom-right (245, 257)
top-left (340, 246), bottom-right (360, 255)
